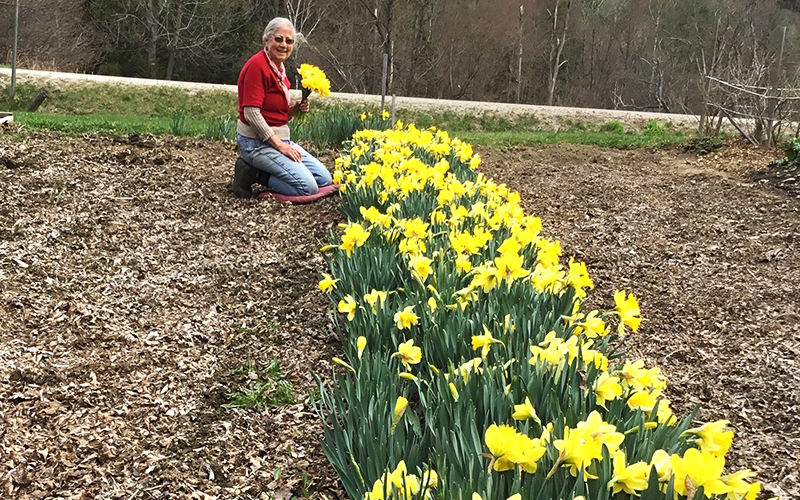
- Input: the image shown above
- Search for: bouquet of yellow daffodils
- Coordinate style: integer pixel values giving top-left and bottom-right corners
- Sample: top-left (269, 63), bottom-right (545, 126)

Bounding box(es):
top-left (298, 63), bottom-right (331, 102)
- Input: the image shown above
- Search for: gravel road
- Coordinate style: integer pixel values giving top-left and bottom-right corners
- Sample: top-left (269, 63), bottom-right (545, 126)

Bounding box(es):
top-left (1, 68), bottom-right (701, 130)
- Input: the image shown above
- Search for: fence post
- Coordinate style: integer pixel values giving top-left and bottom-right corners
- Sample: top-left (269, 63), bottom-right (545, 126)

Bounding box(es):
top-left (391, 94), bottom-right (396, 128)
top-left (10, 0), bottom-right (19, 101)
top-left (381, 53), bottom-right (388, 112)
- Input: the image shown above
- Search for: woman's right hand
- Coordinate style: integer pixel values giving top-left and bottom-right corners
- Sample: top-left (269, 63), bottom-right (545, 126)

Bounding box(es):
top-left (272, 139), bottom-right (302, 163)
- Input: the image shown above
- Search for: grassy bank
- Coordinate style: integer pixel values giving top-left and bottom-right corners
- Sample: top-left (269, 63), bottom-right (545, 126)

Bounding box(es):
top-left (1, 80), bottom-right (690, 148)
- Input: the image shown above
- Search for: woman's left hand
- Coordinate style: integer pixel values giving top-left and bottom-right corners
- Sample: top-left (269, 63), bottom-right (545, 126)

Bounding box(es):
top-left (297, 100), bottom-right (310, 113)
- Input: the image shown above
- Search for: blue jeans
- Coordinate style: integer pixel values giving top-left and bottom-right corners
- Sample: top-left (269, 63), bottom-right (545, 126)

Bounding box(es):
top-left (237, 135), bottom-right (332, 196)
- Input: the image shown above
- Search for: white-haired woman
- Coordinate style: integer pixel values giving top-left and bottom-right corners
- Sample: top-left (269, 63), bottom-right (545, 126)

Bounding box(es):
top-left (232, 17), bottom-right (333, 198)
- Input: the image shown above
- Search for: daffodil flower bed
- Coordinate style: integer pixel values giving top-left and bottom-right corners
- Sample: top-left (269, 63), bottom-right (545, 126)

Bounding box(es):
top-left (314, 123), bottom-right (760, 500)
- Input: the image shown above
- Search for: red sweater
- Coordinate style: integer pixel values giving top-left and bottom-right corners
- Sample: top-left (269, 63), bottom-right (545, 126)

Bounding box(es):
top-left (237, 51), bottom-right (291, 127)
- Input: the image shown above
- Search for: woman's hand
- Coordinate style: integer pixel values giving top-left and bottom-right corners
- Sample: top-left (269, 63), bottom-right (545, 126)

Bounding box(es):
top-left (289, 100), bottom-right (310, 118)
top-left (277, 141), bottom-right (303, 163)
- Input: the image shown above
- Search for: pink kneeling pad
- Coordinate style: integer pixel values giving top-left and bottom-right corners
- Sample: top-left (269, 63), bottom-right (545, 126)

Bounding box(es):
top-left (258, 184), bottom-right (339, 204)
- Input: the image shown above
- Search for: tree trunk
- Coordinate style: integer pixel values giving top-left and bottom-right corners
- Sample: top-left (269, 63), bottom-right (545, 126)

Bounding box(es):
top-left (27, 89), bottom-right (49, 112)
top-left (144, 0), bottom-right (159, 79)
top-left (547, 0), bottom-right (570, 106)
top-left (408, 0), bottom-right (437, 96)
top-left (548, 0), bottom-right (570, 106)
top-left (166, 0), bottom-right (184, 81)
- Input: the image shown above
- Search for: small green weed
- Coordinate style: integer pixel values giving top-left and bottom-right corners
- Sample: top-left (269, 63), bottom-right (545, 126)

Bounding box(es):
top-left (235, 321), bottom-right (282, 338)
top-left (644, 119), bottom-right (667, 135)
top-left (769, 137), bottom-right (800, 170)
top-left (170, 112), bottom-right (189, 136)
top-left (561, 118), bottom-right (591, 132)
top-left (600, 120), bottom-right (625, 134)
top-left (306, 386), bottom-right (322, 403)
top-left (203, 117), bottom-right (235, 141)
top-left (223, 359), bottom-right (297, 409)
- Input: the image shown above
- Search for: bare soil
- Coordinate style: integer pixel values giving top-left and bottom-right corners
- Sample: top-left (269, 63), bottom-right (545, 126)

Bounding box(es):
top-left (0, 132), bottom-right (797, 500)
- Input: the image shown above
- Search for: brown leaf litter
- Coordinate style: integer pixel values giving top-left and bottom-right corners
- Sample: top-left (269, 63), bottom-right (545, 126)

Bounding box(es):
top-left (0, 132), bottom-right (797, 499)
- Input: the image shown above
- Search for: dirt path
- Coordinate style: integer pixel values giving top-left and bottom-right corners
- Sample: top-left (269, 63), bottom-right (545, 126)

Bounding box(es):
top-left (0, 132), bottom-right (797, 499)
top-left (1, 68), bottom-right (701, 130)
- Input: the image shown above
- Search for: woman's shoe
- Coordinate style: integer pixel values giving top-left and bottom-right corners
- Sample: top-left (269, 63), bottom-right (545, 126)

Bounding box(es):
top-left (231, 157), bottom-right (259, 198)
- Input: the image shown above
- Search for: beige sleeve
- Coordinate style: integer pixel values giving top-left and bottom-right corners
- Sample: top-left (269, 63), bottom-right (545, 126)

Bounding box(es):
top-left (243, 106), bottom-right (275, 141)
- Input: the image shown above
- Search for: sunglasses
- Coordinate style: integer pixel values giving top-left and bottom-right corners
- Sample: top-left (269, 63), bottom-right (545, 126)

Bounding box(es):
top-left (273, 36), bottom-right (294, 45)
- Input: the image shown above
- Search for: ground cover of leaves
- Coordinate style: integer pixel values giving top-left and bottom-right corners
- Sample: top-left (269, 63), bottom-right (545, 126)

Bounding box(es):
top-left (0, 132), bottom-right (797, 500)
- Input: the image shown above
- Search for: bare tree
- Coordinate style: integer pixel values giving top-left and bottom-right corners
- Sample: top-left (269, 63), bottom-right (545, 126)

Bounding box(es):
top-left (547, 0), bottom-right (570, 106)
top-left (1, 0), bottom-right (100, 73)
top-left (88, 0), bottom-right (257, 81)
top-left (406, 0), bottom-right (440, 96)
top-left (285, 0), bottom-right (323, 41)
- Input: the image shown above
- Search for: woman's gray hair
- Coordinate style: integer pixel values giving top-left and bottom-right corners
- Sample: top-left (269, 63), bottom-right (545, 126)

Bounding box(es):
top-left (262, 17), bottom-right (305, 45)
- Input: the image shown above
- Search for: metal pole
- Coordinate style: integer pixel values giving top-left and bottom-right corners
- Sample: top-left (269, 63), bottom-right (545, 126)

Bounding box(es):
top-left (391, 94), bottom-right (396, 128)
top-left (517, 4), bottom-right (523, 103)
top-left (381, 53), bottom-right (388, 111)
top-left (10, 0), bottom-right (19, 101)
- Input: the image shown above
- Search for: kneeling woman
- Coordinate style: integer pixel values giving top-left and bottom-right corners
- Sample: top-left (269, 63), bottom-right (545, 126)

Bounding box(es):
top-left (232, 17), bottom-right (333, 198)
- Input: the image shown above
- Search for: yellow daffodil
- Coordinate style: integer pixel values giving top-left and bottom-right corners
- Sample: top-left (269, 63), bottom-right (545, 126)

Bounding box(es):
top-left (593, 372), bottom-right (622, 408)
top-left (455, 253), bottom-right (473, 273)
top-left (449, 382), bottom-right (459, 402)
top-left (536, 238), bottom-right (562, 267)
top-left (494, 250), bottom-right (529, 285)
top-left (364, 289), bottom-right (388, 314)
top-left (392, 396), bottom-right (408, 430)
top-left (318, 273), bottom-right (339, 292)
top-left (670, 448), bottom-right (729, 498)
top-left (511, 396), bottom-right (540, 423)
top-left (470, 264), bottom-right (500, 293)
top-left (427, 297), bottom-right (437, 312)
top-left (364, 461), bottom-right (436, 500)
top-left (648, 449), bottom-right (673, 483)
top-left (456, 357), bottom-right (483, 381)
top-left (408, 254), bottom-right (433, 282)
top-left (682, 420), bottom-right (734, 457)
top-left (394, 305), bottom-right (419, 330)
top-left (613, 289), bottom-right (642, 334)
top-left (339, 222), bottom-right (371, 257)
top-left (576, 410), bottom-right (625, 455)
top-left (297, 63), bottom-right (331, 97)
top-left (357, 336), bottom-right (367, 359)
top-left (607, 450), bottom-right (649, 495)
top-left (575, 310), bottom-right (608, 338)
top-left (484, 424), bottom-right (527, 472)
top-left (552, 426), bottom-right (600, 479)
top-left (393, 339), bottom-right (422, 370)
top-left (616, 359), bottom-right (648, 391)
top-left (332, 356), bottom-right (355, 373)
top-left (401, 217), bottom-right (430, 239)
top-left (567, 258), bottom-right (594, 297)
top-left (471, 324), bottom-right (504, 358)
top-left (530, 263), bottom-right (566, 293)
top-left (721, 469), bottom-right (760, 500)
top-left (337, 295), bottom-right (358, 321)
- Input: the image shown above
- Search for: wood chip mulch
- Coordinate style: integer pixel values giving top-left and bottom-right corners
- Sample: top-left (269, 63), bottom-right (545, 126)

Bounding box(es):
top-left (1, 133), bottom-right (797, 499)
